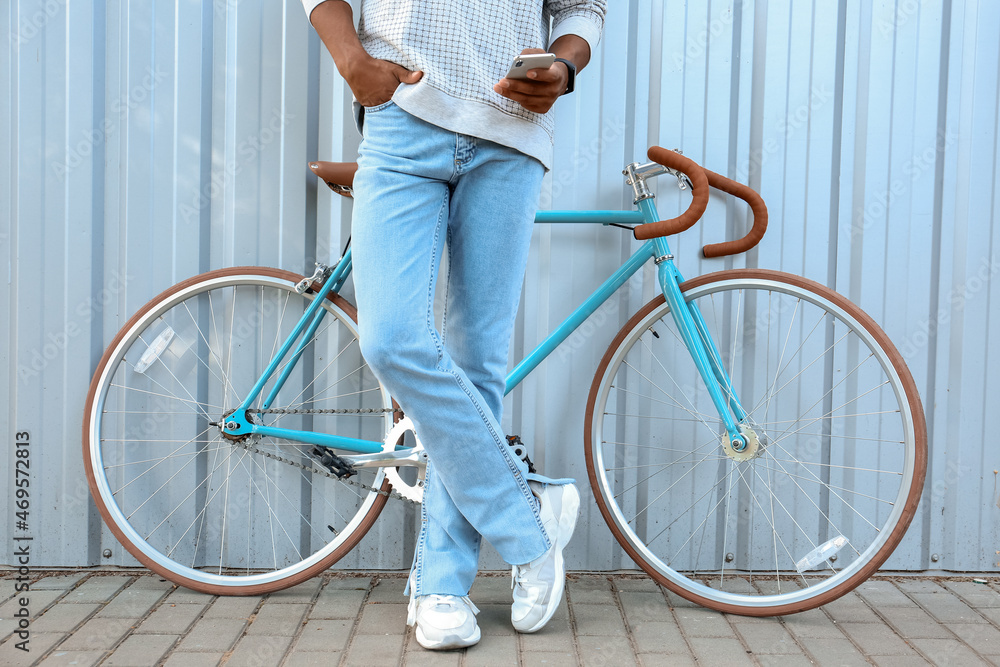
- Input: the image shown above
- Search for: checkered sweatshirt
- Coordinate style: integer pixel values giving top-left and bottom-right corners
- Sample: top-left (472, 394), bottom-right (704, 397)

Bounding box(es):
top-left (302, 0), bottom-right (606, 169)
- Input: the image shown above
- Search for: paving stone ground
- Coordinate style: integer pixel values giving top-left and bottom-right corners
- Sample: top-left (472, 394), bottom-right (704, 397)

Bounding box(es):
top-left (0, 572), bottom-right (998, 666)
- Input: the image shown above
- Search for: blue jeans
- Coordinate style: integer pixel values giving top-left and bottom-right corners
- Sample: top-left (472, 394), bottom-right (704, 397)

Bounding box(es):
top-left (351, 102), bottom-right (557, 597)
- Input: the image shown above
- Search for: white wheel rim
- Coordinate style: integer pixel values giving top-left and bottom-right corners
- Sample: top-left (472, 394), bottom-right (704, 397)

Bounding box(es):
top-left (591, 277), bottom-right (917, 609)
top-left (87, 273), bottom-right (392, 588)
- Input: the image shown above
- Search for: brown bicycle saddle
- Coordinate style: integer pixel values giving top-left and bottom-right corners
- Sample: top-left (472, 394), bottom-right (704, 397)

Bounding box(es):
top-left (309, 161), bottom-right (358, 198)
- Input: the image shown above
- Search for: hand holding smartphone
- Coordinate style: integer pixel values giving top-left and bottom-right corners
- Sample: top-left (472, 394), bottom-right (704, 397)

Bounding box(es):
top-left (505, 53), bottom-right (556, 79)
top-left (496, 52), bottom-right (570, 114)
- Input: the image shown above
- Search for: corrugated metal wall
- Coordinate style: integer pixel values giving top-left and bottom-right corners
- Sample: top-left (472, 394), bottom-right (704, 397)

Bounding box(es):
top-left (2, 0), bottom-right (998, 573)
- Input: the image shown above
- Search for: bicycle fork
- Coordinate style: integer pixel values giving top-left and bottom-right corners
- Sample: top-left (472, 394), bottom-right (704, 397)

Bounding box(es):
top-left (641, 202), bottom-right (755, 457)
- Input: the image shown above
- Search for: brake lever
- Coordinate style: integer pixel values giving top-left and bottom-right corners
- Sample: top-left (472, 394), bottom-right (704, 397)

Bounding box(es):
top-left (664, 167), bottom-right (693, 192)
top-left (675, 171), bottom-right (694, 191)
top-left (665, 149), bottom-right (694, 191)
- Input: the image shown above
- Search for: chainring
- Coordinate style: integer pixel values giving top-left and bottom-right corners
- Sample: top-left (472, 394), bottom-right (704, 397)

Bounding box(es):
top-left (381, 417), bottom-right (427, 503)
top-left (243, 406), bottom-right (419, 505)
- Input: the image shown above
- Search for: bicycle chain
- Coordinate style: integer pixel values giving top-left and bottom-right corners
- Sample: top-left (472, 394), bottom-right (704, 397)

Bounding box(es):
top-left (231, 411), bottom-right (418, 506)
top-left (248, 407), bottom-right (401, 416)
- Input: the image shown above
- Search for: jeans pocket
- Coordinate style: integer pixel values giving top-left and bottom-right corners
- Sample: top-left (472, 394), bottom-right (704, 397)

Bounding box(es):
top-left (363, 99), bottom-right (396, 113)
top-left (358, 99), bottom-right (397, 135)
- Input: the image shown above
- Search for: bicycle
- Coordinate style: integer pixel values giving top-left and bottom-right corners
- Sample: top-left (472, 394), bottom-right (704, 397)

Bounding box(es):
top-left (83, 147), bottom-right (926, 616)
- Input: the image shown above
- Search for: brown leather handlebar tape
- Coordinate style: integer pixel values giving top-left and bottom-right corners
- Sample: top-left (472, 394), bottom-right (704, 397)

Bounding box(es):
top-left (700, 169), bottom-right (768, 258)
top-left (632, 147), bottom-right (768, 257)
top-left (633, 147), bottom-right (710, 241)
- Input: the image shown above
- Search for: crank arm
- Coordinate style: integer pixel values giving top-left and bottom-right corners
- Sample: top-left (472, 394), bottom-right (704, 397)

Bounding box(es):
top-left (341, 448), bottom-right (427, 469)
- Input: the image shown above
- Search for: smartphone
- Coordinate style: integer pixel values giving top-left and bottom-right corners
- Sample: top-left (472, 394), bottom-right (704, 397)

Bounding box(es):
top-left (505, 53), bottom-right (556, 79)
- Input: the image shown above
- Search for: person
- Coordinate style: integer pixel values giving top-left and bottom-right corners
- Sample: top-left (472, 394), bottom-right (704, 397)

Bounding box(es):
top-left (302, 0), bottom-right (607, 650)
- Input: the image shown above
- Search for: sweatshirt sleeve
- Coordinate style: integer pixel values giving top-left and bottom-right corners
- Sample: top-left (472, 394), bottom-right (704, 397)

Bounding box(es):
top-left (301, 0), bottom-right (326, 22)
top-left (545, 0), bottom-right (607, 53)
top-left (303, 0), bottom-right (359, 23)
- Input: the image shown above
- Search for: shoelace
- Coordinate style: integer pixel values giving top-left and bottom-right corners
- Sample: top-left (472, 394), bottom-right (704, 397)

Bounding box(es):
top-left (511, 549), bottom-right (547, 590)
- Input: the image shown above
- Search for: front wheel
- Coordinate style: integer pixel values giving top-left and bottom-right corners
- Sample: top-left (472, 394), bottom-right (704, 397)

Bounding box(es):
top-left (585, 269), bottom-right (926, 615)
top-left (83, 267), bottom-right (394, 595)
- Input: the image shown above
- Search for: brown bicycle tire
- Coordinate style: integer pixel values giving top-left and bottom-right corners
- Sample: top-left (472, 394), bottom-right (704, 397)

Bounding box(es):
top-left (583, 269), bottom-right (927, 616)
top-left (82, 266), bottom-right (391, 596)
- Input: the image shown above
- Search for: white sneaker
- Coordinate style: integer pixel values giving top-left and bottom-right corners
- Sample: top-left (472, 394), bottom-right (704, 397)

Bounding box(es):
top-left (511, 481), bottom-right (580, 633)
top-left (407, 593), bottom-right (481, 650)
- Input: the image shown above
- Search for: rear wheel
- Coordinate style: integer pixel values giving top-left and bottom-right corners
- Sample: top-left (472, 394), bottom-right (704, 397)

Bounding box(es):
top-left (585, 269), bottom-right (926, 615)
top-left (83, 267), bottom-right (393, 594)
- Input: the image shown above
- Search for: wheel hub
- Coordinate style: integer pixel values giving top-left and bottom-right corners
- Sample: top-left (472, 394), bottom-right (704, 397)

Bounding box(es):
top-left (722, 425), bottom-right (762, 462)
top-left (214, 408), bottom-right (256, 442)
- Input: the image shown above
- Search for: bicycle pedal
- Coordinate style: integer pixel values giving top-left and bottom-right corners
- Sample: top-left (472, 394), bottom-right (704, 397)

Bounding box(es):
top-left (505, 435), bottom-right (536, 474)
top-left (308, 446), bottom-right (357, 479)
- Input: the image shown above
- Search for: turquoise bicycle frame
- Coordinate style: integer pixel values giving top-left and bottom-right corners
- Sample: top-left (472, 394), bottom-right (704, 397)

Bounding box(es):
top-left (224, 198), bottom-right (749, 453)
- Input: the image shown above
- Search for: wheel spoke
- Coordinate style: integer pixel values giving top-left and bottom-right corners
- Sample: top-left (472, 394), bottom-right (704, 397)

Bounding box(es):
top-left (619, 360), bottom-right (716, 430)
top-left (754, 461), bottom-right (895, 506)
top-left (659, 466), bottom-right (737, 562)
top-left (608, 385), bottom-right (719, 423)
top-left (612, 432), bottom-right (723, 500)
top-left (112, 426), bottom-right (217, 498)
top-left (636, 337), bottom-right (720, 440)
top-left (179, 301), bottom-right (232, 397)
top-left (766, 439), bottom-right (884, 533)
top-left (149, 442), bottom-right (242, 544)
top-left (86, 272), bottom-right (393, 591)
top-left (588, 275), bottom-right (923, 613)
